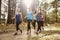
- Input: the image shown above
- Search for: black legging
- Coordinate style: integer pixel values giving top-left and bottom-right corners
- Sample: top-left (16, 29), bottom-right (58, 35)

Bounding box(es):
top-left (27, 20), bottom-right (32, 31)
top-left (16, 22), bottom-right (21, 31)
top-left (32, 20), bottom-right (36, 29)
top-left (37, 21), bottom-right (43, 31)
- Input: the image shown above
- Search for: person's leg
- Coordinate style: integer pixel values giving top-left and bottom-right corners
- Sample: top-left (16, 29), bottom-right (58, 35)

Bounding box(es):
top-left (36, 21), bottom-right (39, 34)
top-left (19, 22), bottom-right (22, 34)
top-left (32, 20), bottom-right (36, 30)
top-left (37, 21), bottom-right (40, 32)
top-left (41, 21), bottom-right (44, 31)
top-left (38, 21), bottom-right (44, 32)
top-left (37, 21), bottom-right (42, 34)
top-left (27, 20), bottom-right (31, 34)
top-left (19, 29), bottom-right (22, 34)
top-left (14, 22), bottom-right (19, 35)
top-left (34, 20), bottom-right (36, 30)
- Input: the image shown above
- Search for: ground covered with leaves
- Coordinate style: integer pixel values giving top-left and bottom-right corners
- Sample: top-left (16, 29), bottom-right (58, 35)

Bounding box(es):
top-left (0, 23), bottom-right (60, 40)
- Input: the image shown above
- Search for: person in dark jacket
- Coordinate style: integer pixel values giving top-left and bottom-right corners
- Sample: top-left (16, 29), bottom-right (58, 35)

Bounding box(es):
top-left (36, 7), bottom-right (44, 34)
top-left (14, 9), bottom-right (23, 35)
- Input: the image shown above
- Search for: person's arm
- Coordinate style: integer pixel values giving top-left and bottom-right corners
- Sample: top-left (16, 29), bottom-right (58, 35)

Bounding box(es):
top-left (35, 10), bottom-right (38, 16)
top-left (32, 13), bottom-right (34, 22)
top-left (24, 16), bottom-right (27, 19)
top-left (41, 10), bottom-right (45, 21)
top-left (11, 16), bottom-right (15, 19)
top-left (32, 11), bottom-right (35, 22)
top-left (20, 13), bottom-right (23, 22)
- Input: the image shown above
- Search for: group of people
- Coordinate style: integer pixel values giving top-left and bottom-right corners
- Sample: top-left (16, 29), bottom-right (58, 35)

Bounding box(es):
top-left (14, 7), bottom-right (45, 35)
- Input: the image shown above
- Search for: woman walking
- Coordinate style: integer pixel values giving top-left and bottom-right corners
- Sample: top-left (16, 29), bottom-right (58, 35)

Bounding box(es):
top-left (36, 8), bottom-right (44, 34)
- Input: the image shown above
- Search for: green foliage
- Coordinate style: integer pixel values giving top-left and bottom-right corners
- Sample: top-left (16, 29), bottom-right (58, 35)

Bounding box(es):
top-left (45, 10), bottom-right (58, 23)
top-left (1, 19), bottom-right (6, 23)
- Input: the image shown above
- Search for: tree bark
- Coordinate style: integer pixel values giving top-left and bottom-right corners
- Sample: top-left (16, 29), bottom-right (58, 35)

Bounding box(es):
top-left (7, 0), bottom-right (12, 24)
top-left (7, 0), bottom-right (16, 24)
top-left (0, 0), bottom-right (1, 24)
top-left (55, 0), bottom-right (57, 23)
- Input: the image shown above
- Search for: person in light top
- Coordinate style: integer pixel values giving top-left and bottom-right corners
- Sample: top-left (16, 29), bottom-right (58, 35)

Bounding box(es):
top-left (26, 8), bottom-right (33, 34)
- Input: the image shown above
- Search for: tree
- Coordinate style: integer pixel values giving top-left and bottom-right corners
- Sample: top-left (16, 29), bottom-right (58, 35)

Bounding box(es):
top-left (0, 0), bottom-right (1, 24)
top-left (7, 0), bottom-right (16, 24)
top-left (11, 0), bottom-right (16, 24)
top-left (7, 0), bottom-right (12, 24)
top-left (51, 0), bottom-right (58, 23)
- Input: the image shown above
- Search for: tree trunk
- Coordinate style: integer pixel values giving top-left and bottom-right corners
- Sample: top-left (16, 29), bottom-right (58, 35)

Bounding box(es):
top-left (7, 0), bottom-right (12, 24)
top-left (7, 0), bottom-right (16, 24)
top-left (0, 0), bottom-right (1, 24)
top-left (11, 0), bottom-right (16, 24)
top-left (55, 0), bottom-right (57, 23)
